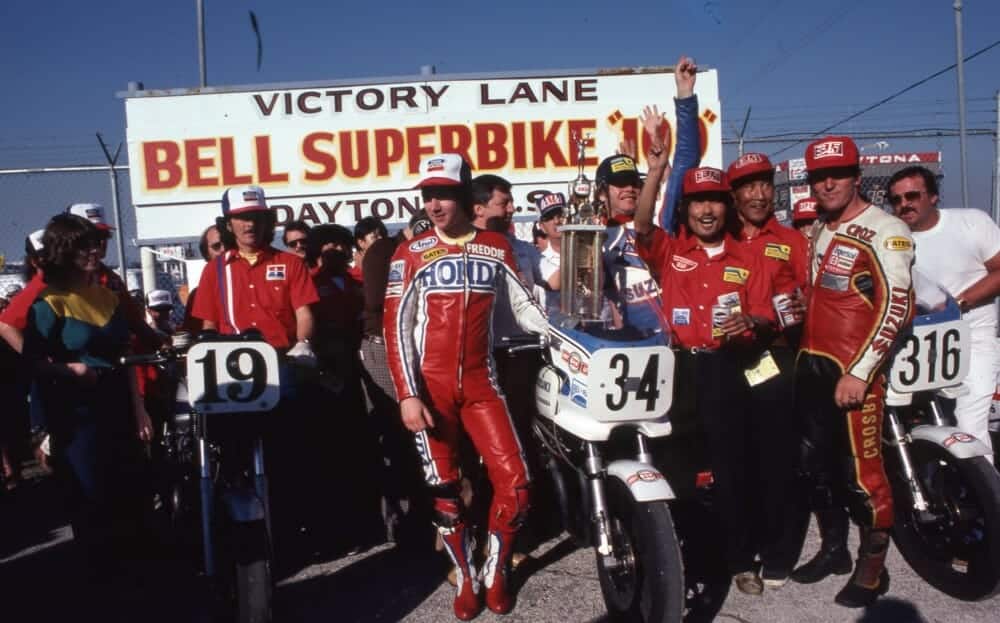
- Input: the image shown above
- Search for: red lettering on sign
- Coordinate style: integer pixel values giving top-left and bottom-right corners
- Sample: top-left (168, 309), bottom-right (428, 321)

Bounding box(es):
top-left (302, 132), bottom-right (336, 182)
top-left (184, 138), bottom-right (217, 187)
top-left (374, 129), bottom-right (405, 176)
top-left (531, 121), bottom-right (568, 168)
top-left (339, 129), bottom-right (370, 178)
top-left (476, 123), bottom-right (508, 170)
top-left (219, 137), bottom-right (253, 185)
top-left (406, 126), bottom-right (436, 174)
top-left (143, 141), bottom-right (182, 190)
top-left (439, 124), bottom-right (474, 165)
top-left (255, 135), bottom-right (289, 183)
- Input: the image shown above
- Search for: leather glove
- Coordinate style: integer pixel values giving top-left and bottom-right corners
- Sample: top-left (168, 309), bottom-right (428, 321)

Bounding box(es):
top-left (287, 340), bottom-right (317, 368)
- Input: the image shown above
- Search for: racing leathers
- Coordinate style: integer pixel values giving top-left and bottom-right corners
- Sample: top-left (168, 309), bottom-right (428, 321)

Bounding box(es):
top-left (383, 227), bottom-right (547, 617)
top-left (798, 204), bottom-right (914, 531)
top-left (602, 93), bottom-right (701, 333)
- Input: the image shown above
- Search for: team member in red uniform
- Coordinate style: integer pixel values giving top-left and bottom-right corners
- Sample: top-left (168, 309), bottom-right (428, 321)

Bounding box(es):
top-left (384, 154), bottom-right (548, 620)
top-left (727, 153), bottom-right (810, 588)
top-left (634, 160), bottom-right (777, 595)
top-left (191, 186), bottom-right (318, 355)
top-left (792, 197), bottom-right (820, 241)
top-left (792, 136), bottom-right (914, 607)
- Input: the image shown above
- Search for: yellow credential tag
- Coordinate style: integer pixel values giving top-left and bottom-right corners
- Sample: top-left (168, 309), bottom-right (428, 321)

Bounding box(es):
top-left (744, 350), bottom-right (781, 386)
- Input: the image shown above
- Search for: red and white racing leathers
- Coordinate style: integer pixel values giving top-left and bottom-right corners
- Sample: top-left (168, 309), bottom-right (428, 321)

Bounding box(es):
top-left (798, 204), bottom-right (914, 529)
top-left (383, 228), bottom-right (548, 533)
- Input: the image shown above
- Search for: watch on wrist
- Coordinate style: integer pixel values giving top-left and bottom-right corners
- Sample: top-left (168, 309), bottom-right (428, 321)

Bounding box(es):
top-left (956, 297), bottom-right (970, 313)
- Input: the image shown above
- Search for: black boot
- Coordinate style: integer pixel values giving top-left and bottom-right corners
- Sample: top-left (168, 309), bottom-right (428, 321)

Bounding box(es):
top-left (835, 528), bottom-right (891, 608)
top-left (790, 507), bottom-right (852, 584)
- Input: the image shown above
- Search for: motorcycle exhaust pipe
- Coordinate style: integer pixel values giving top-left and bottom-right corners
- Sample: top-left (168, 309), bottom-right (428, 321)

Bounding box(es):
top-left (198, 437), bottom-right (216, 577)
top-left (545, 457), bottom-right (574, 537)
top-left (584, 443), bottom-right (613, 557)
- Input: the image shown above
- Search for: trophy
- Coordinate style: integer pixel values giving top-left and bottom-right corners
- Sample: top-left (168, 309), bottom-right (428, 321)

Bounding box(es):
top-left (559, 133), bottom-right (607, 324)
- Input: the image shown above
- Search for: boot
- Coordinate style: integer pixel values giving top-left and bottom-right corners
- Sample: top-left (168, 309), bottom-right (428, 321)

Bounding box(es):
top-left (438, 521), bottom-right (482, 621)
top-left (790, 507), bottom-right (852, 584)
top-left (483, 529), bottom-right (516, 615)
top-left (835, 528), bottom-right (891, 608)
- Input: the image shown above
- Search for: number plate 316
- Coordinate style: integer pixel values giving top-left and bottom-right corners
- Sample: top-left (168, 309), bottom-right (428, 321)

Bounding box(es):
top-left (187, 341), bottom-right (282, 412)
top-left (889, 319), bottom-right (970, 393)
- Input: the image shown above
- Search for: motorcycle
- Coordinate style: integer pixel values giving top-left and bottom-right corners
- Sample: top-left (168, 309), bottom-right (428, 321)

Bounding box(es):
top-left (883, 273), bottom-right (1000, 600)
top-left (124, 330), bottom-right (282, 623)
top-left (506, 203), bottom-right (684, 623)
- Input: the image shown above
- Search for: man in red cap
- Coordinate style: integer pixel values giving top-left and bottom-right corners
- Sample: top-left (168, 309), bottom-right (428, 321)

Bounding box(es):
top-left (792, 136), bottom-right (914, 607)
top-left (384, 153), bottom-right (548, 620)
top-left (633, 159), bottom-right (778, 595)
top-left (792, 197), bottom-right (819, 241)
top-left (726, 152), bottom-right (810, 589)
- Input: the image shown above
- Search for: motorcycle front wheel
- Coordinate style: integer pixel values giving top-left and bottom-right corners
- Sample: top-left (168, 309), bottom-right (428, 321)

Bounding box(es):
top-left (596, 479), bottom-right (684, 623)
top-left (889, 438), bottom-right (1000, 600)
top-left (231, 520), bottom-right (273, 623)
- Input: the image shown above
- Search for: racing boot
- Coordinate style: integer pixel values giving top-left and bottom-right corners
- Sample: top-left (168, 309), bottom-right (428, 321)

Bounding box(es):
top-left (790, 507), bottom-right (852, 584)
top-left (483, 529), bottom-right (516, 615)
top-left (835, 527), bottom-right (891, 608)
top-left (438, 521), bottom-right (482, 621)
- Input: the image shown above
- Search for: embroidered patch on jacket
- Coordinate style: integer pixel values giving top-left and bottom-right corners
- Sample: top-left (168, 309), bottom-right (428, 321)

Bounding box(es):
top-left (722, 266), bottom-right (749, 285)
top-left (764, 243), bottom-right (791, 261)
top-left (265, 264), bottom-right (286, 280)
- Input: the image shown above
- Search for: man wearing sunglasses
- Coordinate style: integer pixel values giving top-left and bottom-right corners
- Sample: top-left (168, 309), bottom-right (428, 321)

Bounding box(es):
top-left (887, 165), bottom-right (1000, 460)
top-left (793, 136), bottom-right (914, 607)
top-left (282, 220), bottom-right (311, 260)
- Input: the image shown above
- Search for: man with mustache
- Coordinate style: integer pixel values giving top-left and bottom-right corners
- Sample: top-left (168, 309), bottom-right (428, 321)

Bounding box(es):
top-left (887, 165), bottom-right (1000, 459)
top-left (794, 136), bottom-right (914, 607)
top-left (633, 157), bottom-right (777, 595)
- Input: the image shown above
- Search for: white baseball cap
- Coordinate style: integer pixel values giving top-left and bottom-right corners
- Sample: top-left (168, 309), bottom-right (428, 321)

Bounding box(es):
top-left (66, 203), bottom-right (113, 230)
top-left (146, 289), bottom-right (173, 309)
top-left (414, 153), bottom-right (472, 189)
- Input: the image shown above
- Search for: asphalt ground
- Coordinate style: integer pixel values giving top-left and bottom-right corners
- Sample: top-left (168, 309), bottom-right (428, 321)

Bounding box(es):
top-left (3, 467), bottom-right (999, 623)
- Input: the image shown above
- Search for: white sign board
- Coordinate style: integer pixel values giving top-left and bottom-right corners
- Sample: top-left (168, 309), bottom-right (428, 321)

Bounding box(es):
top-left (124, 69), bottom-right (722, 242)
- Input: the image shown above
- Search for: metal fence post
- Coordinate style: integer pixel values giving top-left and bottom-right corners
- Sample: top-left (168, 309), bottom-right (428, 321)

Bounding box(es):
top-left (96, 134), bottom-right (127, 279)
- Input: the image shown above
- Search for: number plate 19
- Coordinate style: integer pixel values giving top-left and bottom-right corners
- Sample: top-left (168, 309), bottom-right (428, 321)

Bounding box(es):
top-left (588, 346), bottom-right (674, 421)
top-left (889, 319), bottom-right (970, 393)
top-left (187, 341), bottom-right (282, 413)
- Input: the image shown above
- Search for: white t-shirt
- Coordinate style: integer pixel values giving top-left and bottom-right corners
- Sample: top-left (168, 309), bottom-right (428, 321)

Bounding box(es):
top-left (538, 246), bottom-right (561, 314)
top-left (911, 208), bottom-right (1000, 332)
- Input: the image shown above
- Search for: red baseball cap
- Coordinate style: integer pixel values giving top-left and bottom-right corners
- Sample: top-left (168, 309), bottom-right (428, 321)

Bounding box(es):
top-left (804, 136), bottom-right (860, 172)
top-left (727, 153), bottom-right (774, 186)
top-left (683, 167), bottom-right (731, 196)
top-left (793, 197), bottom-right (819, 222)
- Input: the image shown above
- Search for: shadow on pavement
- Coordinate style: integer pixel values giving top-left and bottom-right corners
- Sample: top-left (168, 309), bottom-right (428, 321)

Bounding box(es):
top-left (856, 597), bottom-right (928, 622)
top-left (276, 545), bottom-right (448, 623)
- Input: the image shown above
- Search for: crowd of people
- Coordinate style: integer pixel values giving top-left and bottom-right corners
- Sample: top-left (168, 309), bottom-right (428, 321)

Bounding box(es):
top-left (1, 55), bottom-right (999, 622)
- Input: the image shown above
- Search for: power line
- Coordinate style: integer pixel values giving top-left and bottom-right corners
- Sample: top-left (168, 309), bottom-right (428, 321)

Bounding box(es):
top-left (769, 37), bottom-right (1000, 158)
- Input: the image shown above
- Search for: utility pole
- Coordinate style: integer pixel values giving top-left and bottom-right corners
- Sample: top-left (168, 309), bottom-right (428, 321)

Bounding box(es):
top-left (735, 107), bottom-right (751, 157)
top-left (197, 0), bottom-right (207, 87)
top-left (955, 0), bottom-right (970, 210)
top-left (96, 134), bottom-right (127, 280)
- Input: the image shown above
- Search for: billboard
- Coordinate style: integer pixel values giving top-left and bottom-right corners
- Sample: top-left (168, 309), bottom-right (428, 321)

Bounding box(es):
top-left (124, 68), bottom-right (722, 243)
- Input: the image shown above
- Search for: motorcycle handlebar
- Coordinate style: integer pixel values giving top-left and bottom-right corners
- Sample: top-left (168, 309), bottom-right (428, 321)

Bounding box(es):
top-left (498, 333), bottom-right (547, 355)
top-left (119, 349), bottom-right (182, 367)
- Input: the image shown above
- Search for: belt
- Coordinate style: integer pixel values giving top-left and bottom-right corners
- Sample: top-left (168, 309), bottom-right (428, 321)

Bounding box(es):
top-left (363, 334), bottom-right (385, 345)
top-left (674, 346), bottom-right (720, 355)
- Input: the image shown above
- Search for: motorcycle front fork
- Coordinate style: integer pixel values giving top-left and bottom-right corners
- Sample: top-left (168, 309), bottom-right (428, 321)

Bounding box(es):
top-left (585, 433), bottom-right (652, 558)
top-left (199, 432), bottom-right (271, 579)
top-left (884, 407), bottom-right (931, 516)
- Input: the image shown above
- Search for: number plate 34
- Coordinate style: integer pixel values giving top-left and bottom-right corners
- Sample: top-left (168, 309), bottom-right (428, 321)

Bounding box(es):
top-left (889, 319), bottom-right (970, 393)
top-left (588, 346), bottom-right (674, 421)
top-left (187, 341), bottom-right (282, 413)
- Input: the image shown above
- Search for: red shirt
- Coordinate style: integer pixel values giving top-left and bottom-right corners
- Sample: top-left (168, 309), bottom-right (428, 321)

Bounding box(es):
top-left (347, 264), bottom-right (363, 285)
top-left (638, 227), bottom-right (775, 350)
top-left (312, 269), bottom-right (363, 335)
top-left (0, 272), bottom-right (46, 330)
top-left (735, 216), bottom-right (808, 295)
top-left (192, 247), bottom-right (319, 348)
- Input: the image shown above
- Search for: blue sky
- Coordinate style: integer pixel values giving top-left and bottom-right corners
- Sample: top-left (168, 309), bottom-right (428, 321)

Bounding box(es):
top-left (1, 0), bottom-right (998, 265)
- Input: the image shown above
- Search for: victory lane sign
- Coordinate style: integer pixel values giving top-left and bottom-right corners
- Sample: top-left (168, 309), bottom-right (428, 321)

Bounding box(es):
top-left (124, 69), bottom-right (721, 242)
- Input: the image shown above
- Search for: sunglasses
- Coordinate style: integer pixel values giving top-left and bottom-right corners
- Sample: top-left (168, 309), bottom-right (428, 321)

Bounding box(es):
top-left (285, 238), bottom-right (307, 248)
top-left (888, 190), bottom-right (923, 206)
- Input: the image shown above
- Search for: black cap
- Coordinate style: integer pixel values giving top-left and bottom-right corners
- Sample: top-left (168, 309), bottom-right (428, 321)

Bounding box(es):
top-left (596, 155), bottom-right (641, 187)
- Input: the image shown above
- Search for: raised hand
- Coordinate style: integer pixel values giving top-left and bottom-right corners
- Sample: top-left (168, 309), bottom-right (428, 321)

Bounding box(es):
top-left (675, 56), bottom-right (697, 98)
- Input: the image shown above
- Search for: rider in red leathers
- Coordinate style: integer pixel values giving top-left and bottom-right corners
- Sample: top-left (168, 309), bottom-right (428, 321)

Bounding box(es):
top-left (793, 136), bottom-right (914, 608)
top-left (384, 153), bottom-right (548, 620)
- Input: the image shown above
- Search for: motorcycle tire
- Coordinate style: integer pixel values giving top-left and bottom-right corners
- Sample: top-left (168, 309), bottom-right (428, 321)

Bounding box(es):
top-left (596, 478), bottom-right (684, 623)
top-left (232, 520), bottom-right (273, 623)
top-left (888, 438), bottom-right (1000, 601)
